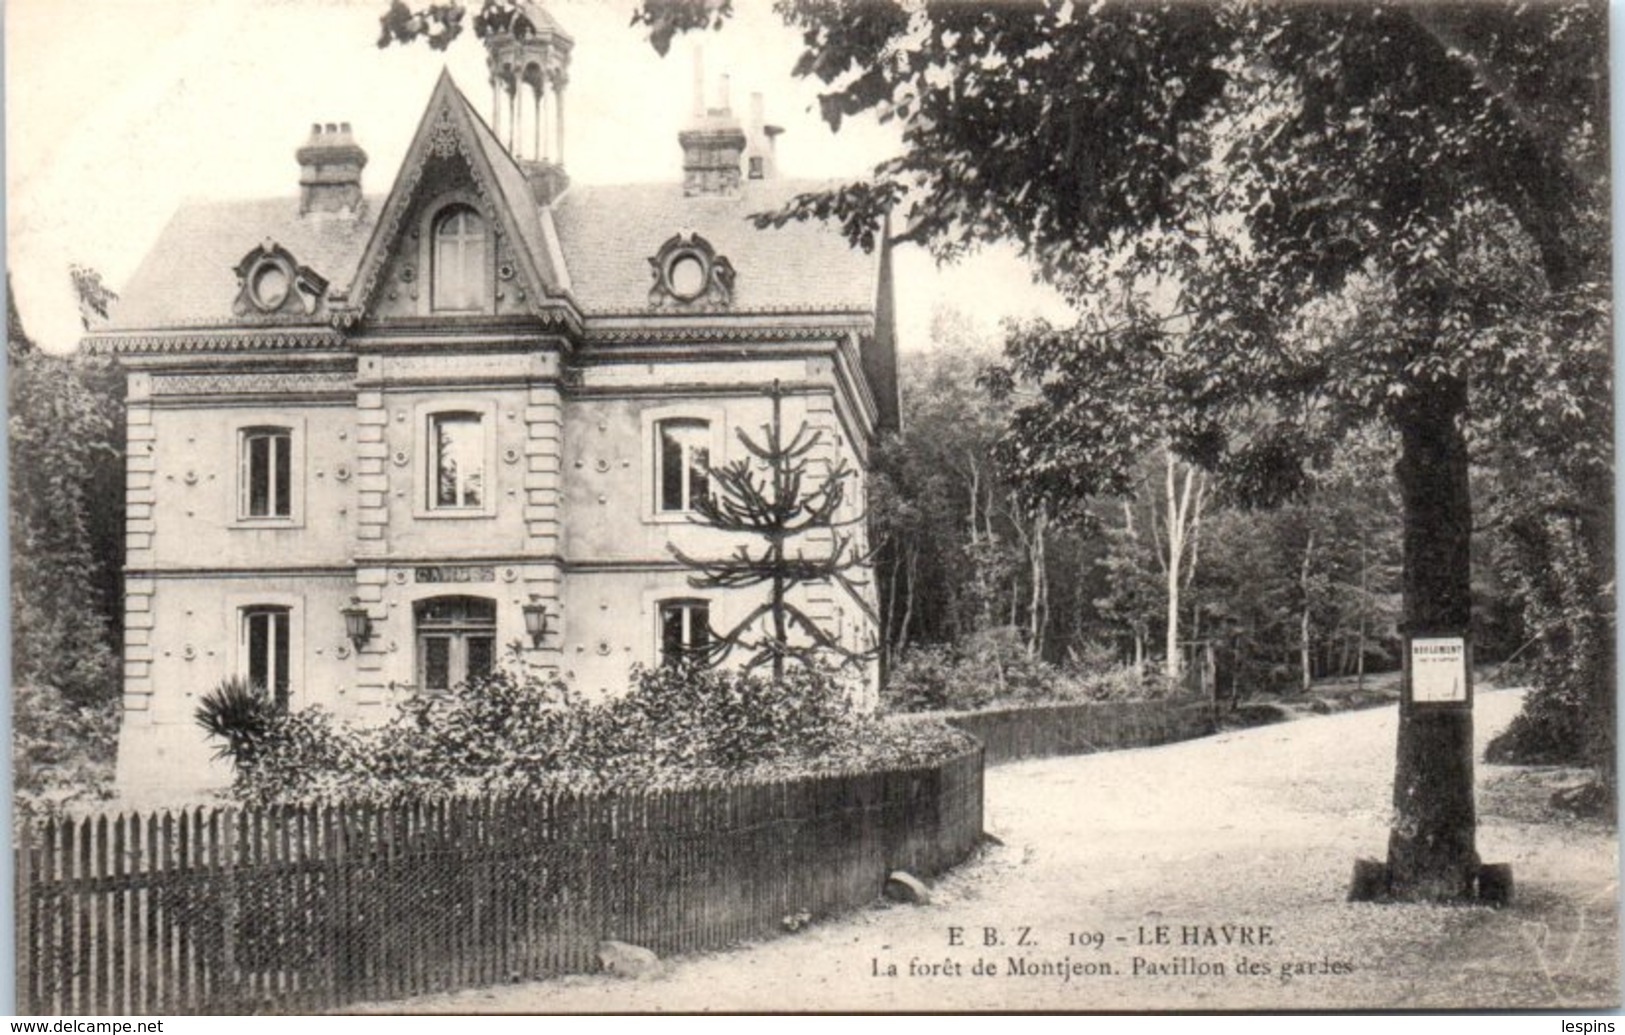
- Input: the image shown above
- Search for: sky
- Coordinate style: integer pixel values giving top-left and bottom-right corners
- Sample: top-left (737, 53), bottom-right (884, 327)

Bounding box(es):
top-left (6, 0), bottom-right (1070, 356)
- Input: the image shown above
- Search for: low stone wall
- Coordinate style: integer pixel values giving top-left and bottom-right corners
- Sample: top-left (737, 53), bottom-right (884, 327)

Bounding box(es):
top-left (943, 698), bottom-right (1217, 765)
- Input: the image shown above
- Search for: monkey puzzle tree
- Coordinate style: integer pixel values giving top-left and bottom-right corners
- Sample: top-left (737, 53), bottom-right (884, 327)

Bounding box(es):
top-left (670, 383), bottom-right (877, 681)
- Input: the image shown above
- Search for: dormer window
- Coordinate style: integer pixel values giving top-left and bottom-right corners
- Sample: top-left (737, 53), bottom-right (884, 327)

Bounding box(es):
top-left (432, 205), bottom-right (486, 311)
top-left (248, 260), bottom-right (291, 311)
top-left (667, 253), bottom-right (707, 301)
top-left (232, 241), bottom-right (327, 317)
top-left (647, 232), bottom-right (735, 309)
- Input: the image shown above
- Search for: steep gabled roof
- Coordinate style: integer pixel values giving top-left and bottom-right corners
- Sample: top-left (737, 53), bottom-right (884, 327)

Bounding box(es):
top-left (96, 68), bottom-right (893, 422)
top-left (345, 69), bottom-right (565, 319)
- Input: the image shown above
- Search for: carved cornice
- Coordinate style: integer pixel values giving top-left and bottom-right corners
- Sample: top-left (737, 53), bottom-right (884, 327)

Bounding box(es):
top-left (89, 313), bottom-right (860, 355)
top-left (152, 371), bottom-right (355, 397)
top-left (584, 305), bottom-right (872, 319)
top-left (86, 328), bottom-right (346, 356)
top-left (350, 306), bottom-right (582, 339)
top-left (581, 322), bottom-right (861, 345)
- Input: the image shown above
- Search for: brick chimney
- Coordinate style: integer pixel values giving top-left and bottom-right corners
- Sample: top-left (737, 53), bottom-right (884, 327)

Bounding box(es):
top-left (679, 56), bottom-right (746, 198)
top-left (296, 122), bottom-right (367, 216)
top-left (744, 91), bottom-right (783, 181)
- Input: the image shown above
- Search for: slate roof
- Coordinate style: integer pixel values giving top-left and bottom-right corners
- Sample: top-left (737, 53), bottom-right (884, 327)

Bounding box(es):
top-left (107, 75), bottom-right (879, 331)
top-left (109, 198), bottom-right (380, 330)
top-left (551, 180), bottom-right (878, 315)
top-left (109, 183), bottom-right (879, 329)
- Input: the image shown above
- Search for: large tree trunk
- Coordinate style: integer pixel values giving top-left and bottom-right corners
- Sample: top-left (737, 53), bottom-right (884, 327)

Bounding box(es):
top-left (967, 455), bottom-right (981, 546)
top-left (1162, 449), bottom-right (1202, 679)
top-left (883, 547), bottom-right (902, 668)
top-left (1386, 376), bottom-right (1478, 901)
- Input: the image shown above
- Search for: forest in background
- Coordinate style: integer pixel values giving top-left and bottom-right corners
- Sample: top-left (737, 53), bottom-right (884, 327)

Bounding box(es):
top-left (9, 278), bottom-right (126, 804)
top-left (873, 306), bottom-right (1537, 699)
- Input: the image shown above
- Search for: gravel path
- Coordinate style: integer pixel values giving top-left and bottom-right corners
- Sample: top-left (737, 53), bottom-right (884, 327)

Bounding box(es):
top-left (363, 688), bottom-right (1618, 1012)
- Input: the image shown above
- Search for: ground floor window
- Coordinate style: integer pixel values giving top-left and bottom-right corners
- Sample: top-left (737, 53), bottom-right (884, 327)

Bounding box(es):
top-left (659, 598), bottom-right (711, 666)
top-left (242, 605), bottom-right (291, 710)
top-left (415, 595), bottom-right (496, 693)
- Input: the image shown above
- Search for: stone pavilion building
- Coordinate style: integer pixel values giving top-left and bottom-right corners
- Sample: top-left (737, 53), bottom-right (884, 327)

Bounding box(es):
top-left (87, 3), bottom-right (898, 796)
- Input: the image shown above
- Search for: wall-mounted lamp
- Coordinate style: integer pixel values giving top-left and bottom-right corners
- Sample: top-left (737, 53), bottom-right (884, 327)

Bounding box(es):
top-left (341, 599), bottom-right (372, 650)
top-left (521, 596), bottom-right (549, 648)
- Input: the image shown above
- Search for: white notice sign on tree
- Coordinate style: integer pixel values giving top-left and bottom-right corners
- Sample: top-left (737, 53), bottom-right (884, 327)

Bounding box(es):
top-left (1410, 637), bottom-right (1469, 704)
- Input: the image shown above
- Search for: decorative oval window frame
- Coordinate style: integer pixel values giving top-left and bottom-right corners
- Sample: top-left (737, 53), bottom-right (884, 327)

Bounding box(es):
top-left (647, 231), bottom-right (735, 309)
top-left (247, 257), bottom-right (294, 312)
top-left (663, 250), bottom-right (709, 302)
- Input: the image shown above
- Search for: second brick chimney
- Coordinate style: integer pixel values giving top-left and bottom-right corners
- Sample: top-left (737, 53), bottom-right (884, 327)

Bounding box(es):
top-left (679, 57), bottom-right (746, 198)
top-left (297, 122), bottom-right (367, 216)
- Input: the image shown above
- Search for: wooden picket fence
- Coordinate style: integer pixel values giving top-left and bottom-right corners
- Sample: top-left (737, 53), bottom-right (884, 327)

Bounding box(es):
top-left (15, 746), bottom-right (984, 1015)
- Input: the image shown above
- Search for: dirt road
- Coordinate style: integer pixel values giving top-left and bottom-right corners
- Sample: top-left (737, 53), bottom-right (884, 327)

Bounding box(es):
top-left (366, 689), bottom-right (1618, 1012)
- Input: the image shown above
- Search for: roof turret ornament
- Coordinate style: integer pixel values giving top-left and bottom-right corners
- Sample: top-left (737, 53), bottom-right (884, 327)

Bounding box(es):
top-left (483, 1), bottom-right (572, 204)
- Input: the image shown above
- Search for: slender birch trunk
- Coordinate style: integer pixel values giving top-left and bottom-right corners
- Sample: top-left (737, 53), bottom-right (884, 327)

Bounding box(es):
top-left (1299, 527), bottom-right (1316, 694)
top-left (1163, 447), bottom-right (1201, 679)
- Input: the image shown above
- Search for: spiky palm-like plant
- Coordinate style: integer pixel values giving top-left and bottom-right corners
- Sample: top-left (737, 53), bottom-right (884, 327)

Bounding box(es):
top-left (194, 676), bottom-right (278, 770)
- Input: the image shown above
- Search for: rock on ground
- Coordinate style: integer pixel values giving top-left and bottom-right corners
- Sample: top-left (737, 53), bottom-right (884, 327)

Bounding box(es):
top-left (884, 871), bottom-right (932, 905)
top-left (597, 940), bottom-right (663, 980)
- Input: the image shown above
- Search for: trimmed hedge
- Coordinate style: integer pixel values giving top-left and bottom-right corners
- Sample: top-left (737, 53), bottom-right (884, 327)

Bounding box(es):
top-left (941, 699), bottom-right (1217, 765)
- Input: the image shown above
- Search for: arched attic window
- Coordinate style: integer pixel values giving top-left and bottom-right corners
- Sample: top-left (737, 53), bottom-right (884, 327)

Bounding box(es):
top-left (432, 205), bottom-right (487, 312)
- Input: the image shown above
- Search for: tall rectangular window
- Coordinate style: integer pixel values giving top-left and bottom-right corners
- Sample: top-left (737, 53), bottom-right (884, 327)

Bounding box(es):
top-left (240, 428), bottom-right (292, 518)
top-left (430, 412), bottom-right (484, 510)
top-left (657, 419), bottom-right (710, 513)
top-left (243, 606), bottom-right (291, 711)
top-left (659, 599), bottom-right (710, 666)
